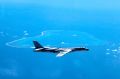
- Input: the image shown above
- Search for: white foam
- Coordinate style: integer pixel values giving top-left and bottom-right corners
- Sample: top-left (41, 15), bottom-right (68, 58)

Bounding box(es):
top-left (111, 49), bottom-right (118, 52)
top-left (106, 49), bottom-right (110, 51)
top-left (23, 30), bottom-right (29, 36)
top-left (106, 53), bottom-right (110, 55)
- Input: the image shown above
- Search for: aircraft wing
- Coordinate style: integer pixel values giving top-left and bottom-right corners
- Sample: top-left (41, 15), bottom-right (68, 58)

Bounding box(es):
top-left (56, 49), bottom-right (72, 57)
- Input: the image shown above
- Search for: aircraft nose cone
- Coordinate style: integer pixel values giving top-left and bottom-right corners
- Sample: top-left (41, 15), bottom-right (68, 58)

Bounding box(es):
top-left (85, 48), bottom-right (89, 51)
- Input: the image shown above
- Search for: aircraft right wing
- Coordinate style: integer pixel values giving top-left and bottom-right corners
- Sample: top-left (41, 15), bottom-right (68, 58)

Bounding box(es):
top-left (56, 49), bottom-right (72, 57)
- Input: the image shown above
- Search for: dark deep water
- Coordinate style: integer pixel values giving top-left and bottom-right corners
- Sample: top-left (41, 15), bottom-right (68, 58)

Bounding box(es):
top-left (0, 1), bottom-right (120, 79)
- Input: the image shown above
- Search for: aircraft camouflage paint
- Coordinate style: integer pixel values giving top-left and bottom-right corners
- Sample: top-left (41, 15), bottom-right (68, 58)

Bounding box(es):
top-left (33, 41), bottom-right (89, 57)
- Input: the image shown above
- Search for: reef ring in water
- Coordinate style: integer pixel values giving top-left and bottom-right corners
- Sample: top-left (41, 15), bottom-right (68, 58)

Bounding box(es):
top-left (6, 30), bottom-right (107, 48)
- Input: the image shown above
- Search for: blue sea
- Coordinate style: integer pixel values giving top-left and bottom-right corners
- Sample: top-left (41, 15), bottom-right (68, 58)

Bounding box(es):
top-left (0, 0), bottom-right (120, 79)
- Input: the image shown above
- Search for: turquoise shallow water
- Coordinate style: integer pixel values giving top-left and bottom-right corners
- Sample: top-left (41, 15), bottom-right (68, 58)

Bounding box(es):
top-left (0, 1), bottom-right (120, 79)
top-left (6, 30), bottom-right (107, 48)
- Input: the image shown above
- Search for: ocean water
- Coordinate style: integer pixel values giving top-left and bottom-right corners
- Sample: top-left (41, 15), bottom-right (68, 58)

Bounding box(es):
top-left (0, 1), bottom-right (120, 79)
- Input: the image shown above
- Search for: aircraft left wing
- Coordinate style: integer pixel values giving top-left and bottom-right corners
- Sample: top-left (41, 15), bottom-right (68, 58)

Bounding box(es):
top-left (56, 49), bottom-right (72, 57)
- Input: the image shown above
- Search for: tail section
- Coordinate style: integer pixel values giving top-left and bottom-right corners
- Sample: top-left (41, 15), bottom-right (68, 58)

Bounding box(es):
top-left (33, 41), bottom-right (43, 49)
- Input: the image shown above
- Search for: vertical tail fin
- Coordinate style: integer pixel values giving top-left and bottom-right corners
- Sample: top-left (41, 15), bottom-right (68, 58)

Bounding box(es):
top-left (33, 41), bottom-right (43, 49)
